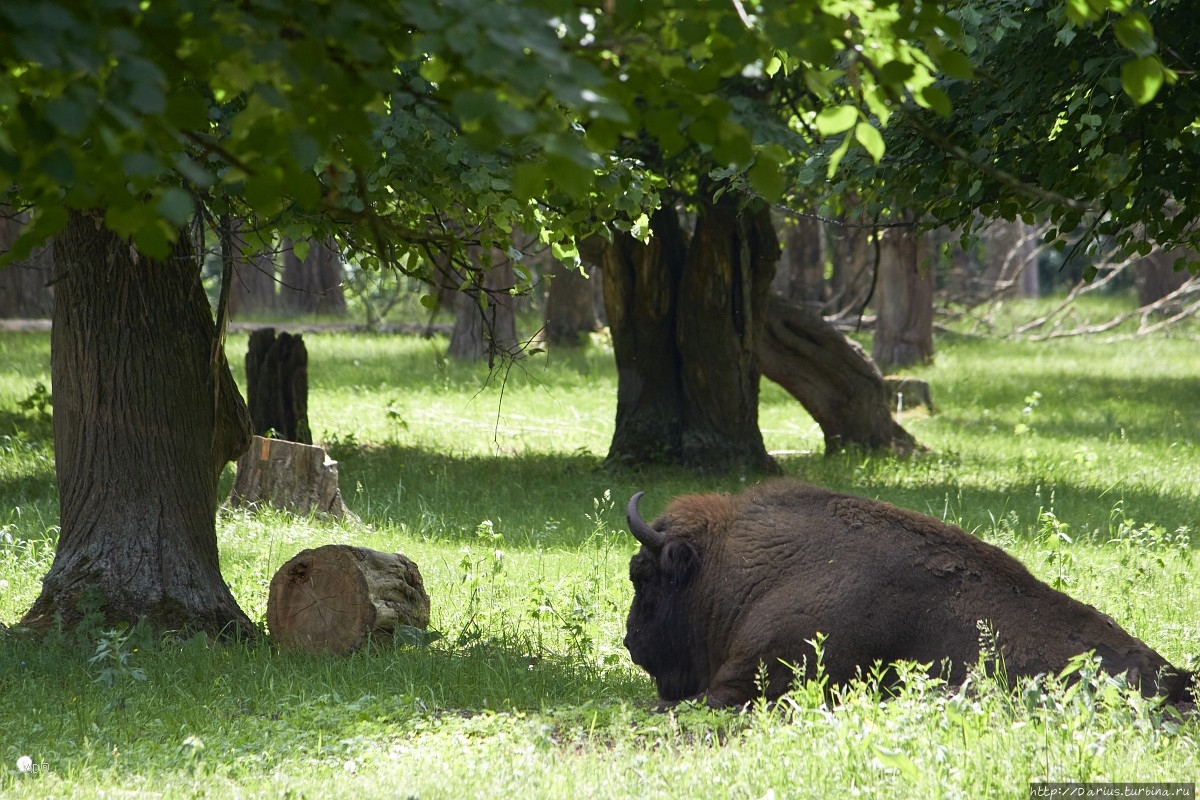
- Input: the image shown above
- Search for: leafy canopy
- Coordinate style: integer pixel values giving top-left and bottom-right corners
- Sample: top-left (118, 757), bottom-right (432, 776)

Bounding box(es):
top-left (0, 0), bottom-right (1181, 272)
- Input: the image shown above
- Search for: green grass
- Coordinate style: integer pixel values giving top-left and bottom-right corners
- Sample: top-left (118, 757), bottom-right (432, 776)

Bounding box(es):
top-left (0, 296), bottom-right (1198, 798)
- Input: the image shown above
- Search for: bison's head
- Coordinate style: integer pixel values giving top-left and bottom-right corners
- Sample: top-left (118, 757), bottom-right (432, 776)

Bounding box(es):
top-left (624, 491), bottom-right (705, 701)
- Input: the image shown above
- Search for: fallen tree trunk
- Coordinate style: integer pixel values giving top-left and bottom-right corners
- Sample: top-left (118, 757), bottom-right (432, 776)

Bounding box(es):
top-left (267, 544), bottom-right (430, 654)
top-left (228, 435), bottom-right (353, 519)
top-left (759, 295), bottom-right (923, 456)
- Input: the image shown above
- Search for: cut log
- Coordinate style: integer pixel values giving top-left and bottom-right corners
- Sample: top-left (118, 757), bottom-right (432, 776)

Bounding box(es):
top-left (228, 435), bottom-right (354, 519)
top-left (267, 544), bottom-right (430, 654)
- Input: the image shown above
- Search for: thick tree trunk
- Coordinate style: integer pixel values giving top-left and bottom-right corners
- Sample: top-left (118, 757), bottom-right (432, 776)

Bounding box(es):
top-left (872, 222), bottom-right (934, 371)
top-left (759, 296), bottom-right (922, 455)
top-left (268, 545), bottom-right (429, 654)
top-left (245, 328), bottom-right (312, 444)
top-left (0, 208), bottom-right (55, 317)
top-left (22, 210), bottom-right (254, 636)
top-left (601, 206), bottom-right (686, 465)
top-left (676, 194), bottom-right (778, 472)
top-left (280, 237), bottom-right (347, 316)
top-left (603, 197), bottom-right (779, 473)
top-left (543, 259), bottom-right (599, 346)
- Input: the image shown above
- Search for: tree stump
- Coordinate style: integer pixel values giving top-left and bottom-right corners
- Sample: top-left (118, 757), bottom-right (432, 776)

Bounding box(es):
top-left (267, 545), bottom-right (430, 654)
top-left (228, 435), bottom-right (353, 519)
top-left (246, 328), bottom-right (312, 444)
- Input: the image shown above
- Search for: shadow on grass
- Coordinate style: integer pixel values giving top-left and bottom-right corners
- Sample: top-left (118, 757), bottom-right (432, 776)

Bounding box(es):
top-left (324, 439), bottom-right (1198, 550)
top-left (0, 628), bottom-right (654, 768)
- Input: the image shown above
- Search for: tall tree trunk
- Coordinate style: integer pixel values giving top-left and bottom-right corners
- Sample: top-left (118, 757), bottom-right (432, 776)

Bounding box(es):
top-left (603, 197), bottom-right (779, 473)
top-left (447, 249), bottom-right (519, 362)
top-left (279, 237), bottom-right (347, 316)
top-left (872, 221), bottom-right (934, 372)
top-left (543, 259), bottom-right (599, 346)
top-left (228, 218), bottom-right (278, 317)
top-left (22, 211), bottom-right (254, 636)
top-left (676, 193), bottom-right (778, 472)
top-left (983, 219), bottom-right (1040, 299)
top-left (0, 208), bottom-right (55, 317)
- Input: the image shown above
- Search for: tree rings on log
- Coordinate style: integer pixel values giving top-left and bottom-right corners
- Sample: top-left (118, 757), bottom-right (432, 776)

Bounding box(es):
top-left (228, 435), bottom-right (354, 519)
top-left (267, 545), bottom-right (430, 654)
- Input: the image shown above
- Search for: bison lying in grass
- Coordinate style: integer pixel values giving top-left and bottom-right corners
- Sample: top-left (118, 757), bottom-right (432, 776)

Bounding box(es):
top-left (624, 479), bottom-right (1194, 708)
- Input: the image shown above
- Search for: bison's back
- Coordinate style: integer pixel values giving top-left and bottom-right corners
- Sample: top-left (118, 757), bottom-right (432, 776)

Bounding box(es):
top-left (704, 479), bottom-right (1132, 686)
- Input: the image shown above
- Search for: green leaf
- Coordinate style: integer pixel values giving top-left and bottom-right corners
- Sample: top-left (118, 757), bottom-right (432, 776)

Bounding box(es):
top-left (1120, 56), bottom-right (1164, 106)
top-left (44, 96), bottom-right (89, 136)
top-left (292, 239), bottom-right (310, 262)
top-left (936, 50), bottom-right (974, 80)
top-left (156, 187), bottom-right (194, 225)
top-left (918, 86), bottom-right (953, 117)
top-left (1064, 0), bottom-right (1100, 26)
top-left (815, 105), bottom-right (858, 136)
top-left (748, 156), bottom-right (785, 201)
top-left (854, 122), bottom-right (885, 163)
top-left (1113, 12), bottom-right (1156, 57)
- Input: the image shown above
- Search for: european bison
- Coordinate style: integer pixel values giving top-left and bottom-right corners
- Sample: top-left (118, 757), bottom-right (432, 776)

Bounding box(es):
top-left (624, 479), bottom-right (1194, 708)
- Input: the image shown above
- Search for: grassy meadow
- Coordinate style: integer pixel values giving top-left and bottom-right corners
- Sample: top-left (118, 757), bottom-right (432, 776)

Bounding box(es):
top-left (0, 294), bottom-right (1197, 798)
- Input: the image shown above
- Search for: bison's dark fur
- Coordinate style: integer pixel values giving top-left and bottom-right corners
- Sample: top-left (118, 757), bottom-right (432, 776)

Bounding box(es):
top-left (624, 479), bottom-right (1194, 708)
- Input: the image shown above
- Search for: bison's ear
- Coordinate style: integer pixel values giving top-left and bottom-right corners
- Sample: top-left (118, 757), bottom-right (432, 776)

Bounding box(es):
top-left (660, 540), bottom-right (699, 588)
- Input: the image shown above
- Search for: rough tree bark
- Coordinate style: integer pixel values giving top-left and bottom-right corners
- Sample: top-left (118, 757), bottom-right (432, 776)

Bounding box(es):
top-left (759, 296), bottom-right (922, 455)
top-left (872, 220), bottom-right (935, 372)
top-left (22, 210), bottom-right (254, 636)
top-left (600, 205), bottom-right (686, 466)
top-left (827, 197), bottom-right (874, 315)
top-left (771, 211), bottom-right (826, 305)
top-left (229, 436), bottom-right (351, 519)
top-left (676, 193), bottom-right (779, 472)
top-left (602, 195), bottom-right (779, 473)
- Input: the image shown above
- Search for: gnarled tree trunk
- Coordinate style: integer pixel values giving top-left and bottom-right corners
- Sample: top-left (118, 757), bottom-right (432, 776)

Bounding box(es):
top-left (602, 194), bottom-right (779, 473)
top-left (448, 250), bottom-right (519, 362)
top-left (759, 296), bottom-right (921, 456)
top-left (22, 211), bottom-right (254, 636)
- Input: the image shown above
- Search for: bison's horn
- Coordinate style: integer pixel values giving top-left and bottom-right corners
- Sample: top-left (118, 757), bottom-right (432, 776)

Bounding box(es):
top-left (627, 492), bottom-right (665, 551)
